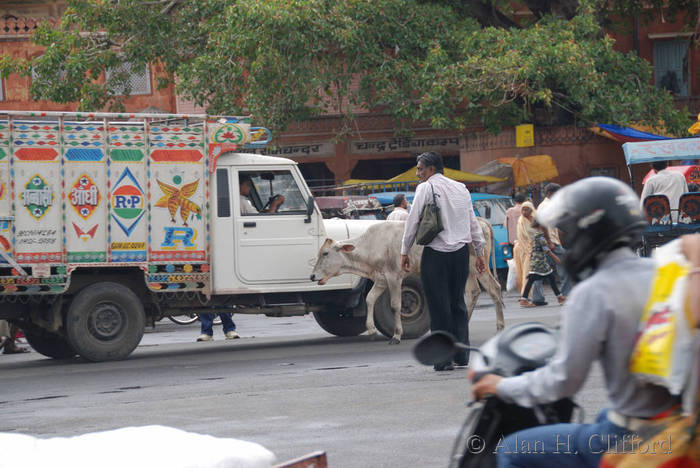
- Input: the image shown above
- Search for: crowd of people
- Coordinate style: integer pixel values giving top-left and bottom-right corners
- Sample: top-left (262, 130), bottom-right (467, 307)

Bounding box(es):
top-left (506, 183), bottom-right (572, 307)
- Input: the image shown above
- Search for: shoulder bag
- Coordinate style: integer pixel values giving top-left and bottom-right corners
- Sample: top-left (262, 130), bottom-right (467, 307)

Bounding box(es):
top-left (416, 183), bottom-right (444, 245)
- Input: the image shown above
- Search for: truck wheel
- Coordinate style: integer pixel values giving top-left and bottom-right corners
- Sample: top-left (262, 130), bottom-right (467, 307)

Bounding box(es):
top-left (66, 282), bottom-right (145, 362)
top-left (313, 304), bottom-right (367, 337)
top-left (23, 328), bottom-right (76, 359)
top-left (374, 275), bottom-right (430, 340)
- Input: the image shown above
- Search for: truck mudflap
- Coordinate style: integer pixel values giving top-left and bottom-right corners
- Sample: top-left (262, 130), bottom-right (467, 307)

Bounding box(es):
top-left (274, 451), bottom-right (328, 468)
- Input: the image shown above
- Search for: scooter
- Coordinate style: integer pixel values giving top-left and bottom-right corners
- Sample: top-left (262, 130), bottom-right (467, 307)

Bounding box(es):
top-left (414, 322), bottom-right (579, 468)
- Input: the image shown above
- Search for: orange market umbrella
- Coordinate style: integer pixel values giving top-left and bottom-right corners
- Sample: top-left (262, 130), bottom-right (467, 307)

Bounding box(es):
top-left (498, 155), bottom-right (558, 187)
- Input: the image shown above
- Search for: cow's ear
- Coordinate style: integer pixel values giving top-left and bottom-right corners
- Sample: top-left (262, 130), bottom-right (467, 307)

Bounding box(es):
top-left (322, 238), bottom-right (333, 247)
top-left (340, 244), bottom-right (355, 253)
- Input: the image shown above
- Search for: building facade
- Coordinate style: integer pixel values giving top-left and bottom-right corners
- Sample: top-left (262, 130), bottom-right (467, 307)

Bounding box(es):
top-left (1, 2), bottom-right (697, 190)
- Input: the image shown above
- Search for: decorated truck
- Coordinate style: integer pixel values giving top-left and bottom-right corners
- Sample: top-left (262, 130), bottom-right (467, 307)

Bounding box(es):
top-left (0, 111), bottom-right (429, 361)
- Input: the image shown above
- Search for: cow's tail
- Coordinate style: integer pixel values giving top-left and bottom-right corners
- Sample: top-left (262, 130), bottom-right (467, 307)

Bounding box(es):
top-left (487, 222), bottom-right (497, 280)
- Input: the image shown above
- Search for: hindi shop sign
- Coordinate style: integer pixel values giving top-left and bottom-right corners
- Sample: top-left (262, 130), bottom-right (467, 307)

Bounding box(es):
top-left (349, 136), bottom-right (460, 155)
top-left (252, 143), bottom-right (335, 158)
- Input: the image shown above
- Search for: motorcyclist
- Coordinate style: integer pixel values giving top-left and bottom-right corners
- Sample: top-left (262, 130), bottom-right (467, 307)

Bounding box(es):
top-left (471, 177), bottom-right (680, 467)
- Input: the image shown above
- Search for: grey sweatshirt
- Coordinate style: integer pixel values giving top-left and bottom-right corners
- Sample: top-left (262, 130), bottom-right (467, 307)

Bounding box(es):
top-left (497, 248), bottom-right (678, 418)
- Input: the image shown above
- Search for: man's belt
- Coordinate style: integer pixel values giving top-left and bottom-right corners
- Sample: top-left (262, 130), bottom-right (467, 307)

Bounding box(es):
top-left (608, 406), bottom-right (680, 431)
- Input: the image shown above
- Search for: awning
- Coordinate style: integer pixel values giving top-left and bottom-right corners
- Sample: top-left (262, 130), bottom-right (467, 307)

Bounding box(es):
top-left (591, 124), bottom-right (672, 143)
top-left (342, 179), bottom-right (384, 185)
top-left (623, 138), bottom-right (700, 165)
top-left (387, 167), bottom-right (506, 183)
top-left (497, 155), bottom-right (559, 187)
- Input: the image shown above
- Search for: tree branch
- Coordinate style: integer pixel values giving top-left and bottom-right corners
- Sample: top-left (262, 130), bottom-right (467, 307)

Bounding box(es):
top-left (458, 0), bottom-right (520, 28)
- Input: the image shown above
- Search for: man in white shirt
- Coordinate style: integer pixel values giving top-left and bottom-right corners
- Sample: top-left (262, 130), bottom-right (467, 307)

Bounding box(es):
top-left (640, 160), bottom-right (687, 222)
top-left (401, 152), bottom-right (486, 371)
top-left (386, 193), bottom-right (409, 221)
top-left (239, 174), bottom-right (284, 214)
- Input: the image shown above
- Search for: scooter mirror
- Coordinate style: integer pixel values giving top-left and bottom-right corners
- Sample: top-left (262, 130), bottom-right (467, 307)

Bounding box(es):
top-left (413, 331), bottom-right (460, 365)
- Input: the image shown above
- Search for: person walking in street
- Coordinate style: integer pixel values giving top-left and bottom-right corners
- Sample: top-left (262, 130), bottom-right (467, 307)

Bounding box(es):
top-left (196, 312), bottom-right (240, 342)
top-left (400, 151), bottom-right (486, 371)
top-left (505, 192), bottom-right (525, 250)
top-left (513, 201), bottom-right (547, 305)
top-left (0, 320), bottom-right (29, 354)
top-left (386, 193), bottom-right (409, 221)
top-left (519, 222), bottom-right (566, 307)
top-left (641, 160), bottom-right (687, 222)
top-left (538, 183), bottom-right (572, 296)
top-left (472, 177), bottom-right (680, 468)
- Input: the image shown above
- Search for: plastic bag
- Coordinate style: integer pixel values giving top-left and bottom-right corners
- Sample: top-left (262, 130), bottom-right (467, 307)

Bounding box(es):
top-left (629, 239), bottom-right (697, 396)
top-left (600, 409), bottom-right (700, 468)
top-left (506, 259), bottom-right (517, 293)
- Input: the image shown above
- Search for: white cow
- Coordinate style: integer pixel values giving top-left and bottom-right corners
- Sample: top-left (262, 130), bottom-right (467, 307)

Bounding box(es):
top-left (310, 218), bottom-right (505, 344)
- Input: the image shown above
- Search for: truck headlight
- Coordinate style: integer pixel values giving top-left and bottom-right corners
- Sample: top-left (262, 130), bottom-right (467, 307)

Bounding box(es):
top-left (501, 244), bottom-right (512, 258)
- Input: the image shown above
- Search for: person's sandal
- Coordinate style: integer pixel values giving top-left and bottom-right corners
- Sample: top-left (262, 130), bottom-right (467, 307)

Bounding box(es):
top-left (519, 298), bottom-right (535, 308)
top-left (557, 295), bottom-right (567, 305)
top-left (3, 343), bottom-right (29, 354)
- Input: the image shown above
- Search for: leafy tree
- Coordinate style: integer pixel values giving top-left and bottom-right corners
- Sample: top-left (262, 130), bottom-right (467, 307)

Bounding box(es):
top-left (1, 0), bottom-right (691, 136)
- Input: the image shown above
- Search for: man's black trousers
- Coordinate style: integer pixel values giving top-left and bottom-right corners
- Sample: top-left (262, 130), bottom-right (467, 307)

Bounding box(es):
top-left (420, 244), bottom-right (470, 365)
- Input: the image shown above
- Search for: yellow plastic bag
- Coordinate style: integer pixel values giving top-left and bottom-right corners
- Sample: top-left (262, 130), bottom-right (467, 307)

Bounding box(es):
top-left (599, 410), bottom-right (700, 467)
top-left (629, 240), bottom-right (697, 396)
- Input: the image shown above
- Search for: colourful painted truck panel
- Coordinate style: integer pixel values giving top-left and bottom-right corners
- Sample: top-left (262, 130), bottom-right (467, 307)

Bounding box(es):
top-left (0, 111), bottom-right (270, 295)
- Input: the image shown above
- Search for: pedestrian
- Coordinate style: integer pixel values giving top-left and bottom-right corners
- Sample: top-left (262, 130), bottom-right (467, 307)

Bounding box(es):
top-left (538, 183), bottom-right (572, 296)
top-left (681, 233), bottom-right (700, 326)
top-left (400, 151), bottom-right (486, 371)
top-left (386, 193), bottom-right (409, 221)
top-left (0, 320), bottom-right (29, 354)
top-left (512, 201), bottom-right (535, 294)
top-left (196, 312), bottom-right (240, 342)
top-left (641, 160), bottom-right (687, 222)
top-left (472, 177), bottom-right (680, 468)
top-left (505, 192), bottom-right (525, 250)
top-left (519, 221), bottom-right (565, 307)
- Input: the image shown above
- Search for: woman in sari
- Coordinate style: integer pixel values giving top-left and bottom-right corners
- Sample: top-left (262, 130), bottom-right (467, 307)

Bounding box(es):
top-left (512, 201), bottom-right (536, 294)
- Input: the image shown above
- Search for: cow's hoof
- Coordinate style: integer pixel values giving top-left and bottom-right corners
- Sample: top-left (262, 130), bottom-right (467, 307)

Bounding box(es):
top-left (388, 337), bottom-right (401, 345)
top-left (496, 324), bottom-right (505, 331)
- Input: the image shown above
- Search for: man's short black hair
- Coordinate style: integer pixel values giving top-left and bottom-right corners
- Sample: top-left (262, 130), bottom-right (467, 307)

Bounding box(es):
top-left (545, 183), bottom-right (561, 196)
top-left (392, 193), bottom-right (406, 207)
top-left (652, 160), bottom-right (668, 172)
top-left (513, 193), bottom-right (526, 204)
top-left (416, 151), bottom-right (444, 174)
top-left (240, 173), bottom-right (253, 184)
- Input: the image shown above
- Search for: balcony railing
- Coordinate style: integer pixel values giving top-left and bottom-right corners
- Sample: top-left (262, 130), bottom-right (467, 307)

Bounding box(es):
top-left (0, 16), bottom-right (56, 37)
top-left (675, 96), bottom-right (700, 116)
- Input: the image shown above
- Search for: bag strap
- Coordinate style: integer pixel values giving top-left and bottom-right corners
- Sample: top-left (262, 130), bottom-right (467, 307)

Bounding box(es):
top-left (429, 183), bottom-right (437, 205)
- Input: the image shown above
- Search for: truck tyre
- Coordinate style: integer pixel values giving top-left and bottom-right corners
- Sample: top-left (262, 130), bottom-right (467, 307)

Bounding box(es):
top-left (313, 303), bottom-right (367, 337)
top-left (66, 282), bottom-right (145, 362)
top-left (23, 328), bottom-right (76, 359)
top-left (374, 275), bottom-right (430, 340)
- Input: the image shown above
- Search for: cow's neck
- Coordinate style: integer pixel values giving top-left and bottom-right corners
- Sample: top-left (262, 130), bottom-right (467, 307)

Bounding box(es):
top-left (339, 252), bottom-right (373, 279)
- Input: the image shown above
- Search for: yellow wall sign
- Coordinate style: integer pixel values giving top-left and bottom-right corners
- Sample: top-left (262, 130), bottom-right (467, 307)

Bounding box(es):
top-left (516, 124), bottom-right (534, 147)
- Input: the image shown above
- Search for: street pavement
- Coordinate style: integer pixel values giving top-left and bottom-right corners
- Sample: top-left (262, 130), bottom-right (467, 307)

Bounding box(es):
top-left (0, 288), bottom-right (605, 467)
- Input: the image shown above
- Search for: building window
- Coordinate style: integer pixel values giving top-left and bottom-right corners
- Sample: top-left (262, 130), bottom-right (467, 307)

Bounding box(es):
top-left (106, 61), bottom-right (151, 96)
top-left (31, 57), bottom-right (67, 87)
top-left (590, 167), bottom-right (616, 178)
top-left (653, 40), bottom-right (689, 97)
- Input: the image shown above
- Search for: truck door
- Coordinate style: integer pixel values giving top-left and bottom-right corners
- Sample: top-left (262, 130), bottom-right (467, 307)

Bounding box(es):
top-left (228, 168), bottom-right (321, 284)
